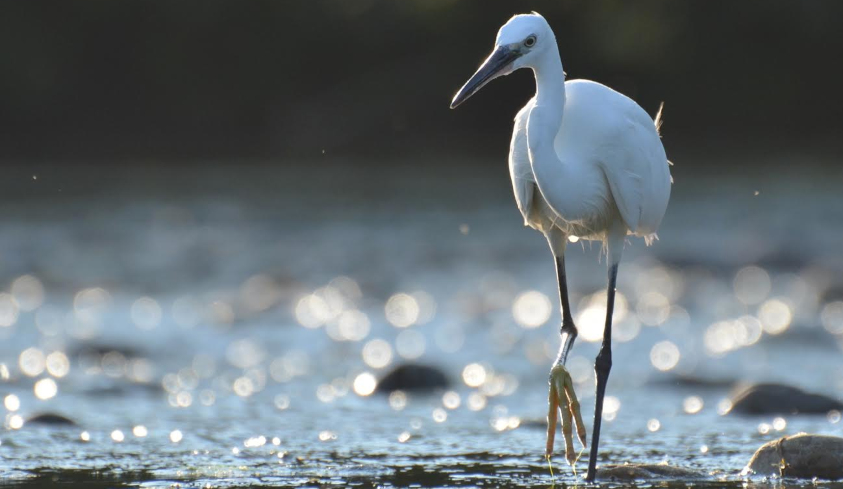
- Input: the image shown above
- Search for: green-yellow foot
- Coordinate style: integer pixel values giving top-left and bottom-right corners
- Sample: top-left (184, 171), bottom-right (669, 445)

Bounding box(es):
top-left (545, 364), bottom-right (587, 465)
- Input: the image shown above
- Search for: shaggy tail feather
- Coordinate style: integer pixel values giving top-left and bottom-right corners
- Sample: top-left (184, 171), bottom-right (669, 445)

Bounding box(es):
top-left (655, 102), bottom-right (675, 181)
top-left (654, 101), bottom-right (665, 136)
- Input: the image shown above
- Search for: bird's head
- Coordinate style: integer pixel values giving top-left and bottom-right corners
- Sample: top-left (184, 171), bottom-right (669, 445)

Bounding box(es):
top-left (450, 13), bottom-right (555, 109)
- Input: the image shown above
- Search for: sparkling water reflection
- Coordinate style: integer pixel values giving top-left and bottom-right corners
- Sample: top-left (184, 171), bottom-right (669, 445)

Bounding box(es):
top-left (1, 162), bottom-right (843, 487)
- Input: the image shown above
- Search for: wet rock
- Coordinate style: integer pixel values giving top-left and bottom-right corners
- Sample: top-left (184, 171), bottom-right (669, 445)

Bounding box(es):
top-left (26, 413), bottom-right (78, 426)
top-left (516, 418), bottom-right (547, 430)
top-left (759, 327), bottom-right (840, 350)
top-left (728, 383), bottom-right (843, 415)
top-left (70, 343), bottom-right (145, 359)
top-left (742, 433), bottom-right (843, 480)
top-left (596, 463), bottom-right (705, 481)
top-left (648, 373), bottom-right (735, 390)
top-left (376, 364), bottom-right (449, 393)
top-left (82, 380), bottom-right (162, 397)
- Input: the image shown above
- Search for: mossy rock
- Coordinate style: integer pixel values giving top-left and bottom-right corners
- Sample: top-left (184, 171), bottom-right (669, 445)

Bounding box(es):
top-left (596, 463), bottom-right (705, 481)
top-left (742, 433), bottom-right (843, 480)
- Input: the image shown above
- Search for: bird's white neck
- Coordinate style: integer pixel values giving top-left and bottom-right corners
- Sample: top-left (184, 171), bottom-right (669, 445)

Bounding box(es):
top-left (532, 43), bottom-right (566, 125)
top-left (527, 42), bottom-right (566, 156)
top-left (527, 44), bottom-right (566, 164)
top-left (526, 43), bottom-right (590, 226)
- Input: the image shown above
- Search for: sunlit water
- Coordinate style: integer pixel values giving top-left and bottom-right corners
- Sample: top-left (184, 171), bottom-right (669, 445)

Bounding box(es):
top-left (1, 160), bottom-right (843, 487)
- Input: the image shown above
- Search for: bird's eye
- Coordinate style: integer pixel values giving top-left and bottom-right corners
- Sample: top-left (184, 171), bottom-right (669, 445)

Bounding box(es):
top-left (524, 35), bottom-right (537, 47)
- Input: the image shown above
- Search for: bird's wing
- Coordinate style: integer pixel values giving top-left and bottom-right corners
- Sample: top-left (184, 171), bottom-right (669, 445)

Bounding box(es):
top-left (509, 103), bottom-right (536, 226)
top-left (602, 153), bottom-right (643, 233)
top-left (599, 114), bottom-right (666, 235)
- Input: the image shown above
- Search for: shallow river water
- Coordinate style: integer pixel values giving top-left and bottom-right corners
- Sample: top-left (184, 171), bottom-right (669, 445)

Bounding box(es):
top-left (1, 159), bottom-right (843, 487)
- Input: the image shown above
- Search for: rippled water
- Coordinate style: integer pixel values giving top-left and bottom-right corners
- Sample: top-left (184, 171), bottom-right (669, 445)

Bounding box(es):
top-left (1, 160), bottom-right (843, 487)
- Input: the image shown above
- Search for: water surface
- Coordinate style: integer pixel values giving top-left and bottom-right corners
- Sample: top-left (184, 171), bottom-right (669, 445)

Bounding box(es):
top-left (1, 160), bottom-right (843, 487)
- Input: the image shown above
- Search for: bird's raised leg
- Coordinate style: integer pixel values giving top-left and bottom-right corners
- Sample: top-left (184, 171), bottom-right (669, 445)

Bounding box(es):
top-left (585, 260), bottom-right (620, 483)
top-left (545, 251), bottom-right (586, 465)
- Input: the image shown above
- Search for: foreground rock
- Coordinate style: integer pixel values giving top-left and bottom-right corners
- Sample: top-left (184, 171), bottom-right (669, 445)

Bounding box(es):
top-left (596, 463), bottom-right (705, 481)
top-left (742, 433), bottom-right (843, 480)
top-left (376, 364), bottom-right (449, 393)
top-left (728, 383), bottom-right (843, 415)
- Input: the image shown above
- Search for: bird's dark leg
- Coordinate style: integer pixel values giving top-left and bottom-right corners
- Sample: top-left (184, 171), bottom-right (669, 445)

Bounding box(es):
top-left (555, 255), bottom-right (577, 366)
top-left (585, 262), bottom-right (618, 483)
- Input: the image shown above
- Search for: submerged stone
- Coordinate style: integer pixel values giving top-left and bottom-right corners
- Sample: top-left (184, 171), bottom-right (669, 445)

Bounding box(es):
top-left (742, 433), bottom-right (843, 480)
top-left (648, 373), bottom-right (735, 389)
top-left (70, 343), bottom-right (145, 359)
top-left (728, 383), bottom-right (843, 415)
top-left (596, 463), bottom-right (705, 481)
top-left (83, 380), bottom-right (162, 397)
top-left (376, 364), bottom-right (449, 393)
top-left (26, 413), bottom-right (78, 426)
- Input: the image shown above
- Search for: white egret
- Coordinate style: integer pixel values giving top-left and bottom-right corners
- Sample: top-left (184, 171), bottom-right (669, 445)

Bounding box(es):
top-left (450, 13), bottom-right (671, 482)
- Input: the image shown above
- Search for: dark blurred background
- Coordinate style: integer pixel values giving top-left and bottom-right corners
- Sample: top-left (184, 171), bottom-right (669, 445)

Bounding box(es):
top-left (2, 0), bottom-right (842, 163)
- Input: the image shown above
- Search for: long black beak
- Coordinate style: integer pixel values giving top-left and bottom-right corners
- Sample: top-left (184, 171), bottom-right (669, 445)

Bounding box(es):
top-left (450, 45), bottom-right (519, 109)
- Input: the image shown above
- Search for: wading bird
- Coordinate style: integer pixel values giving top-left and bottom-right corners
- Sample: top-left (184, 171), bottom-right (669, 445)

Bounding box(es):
top-left (450, 13), bottom-right (671, 482)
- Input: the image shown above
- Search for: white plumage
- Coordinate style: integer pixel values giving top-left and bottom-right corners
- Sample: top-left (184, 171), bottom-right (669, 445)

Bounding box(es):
top-left (452, 13), bottom-right (671, 261)
top-left (509, 80), bottom-right (671, 256)
top-left (450, 12), bottom-right (672, 482)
